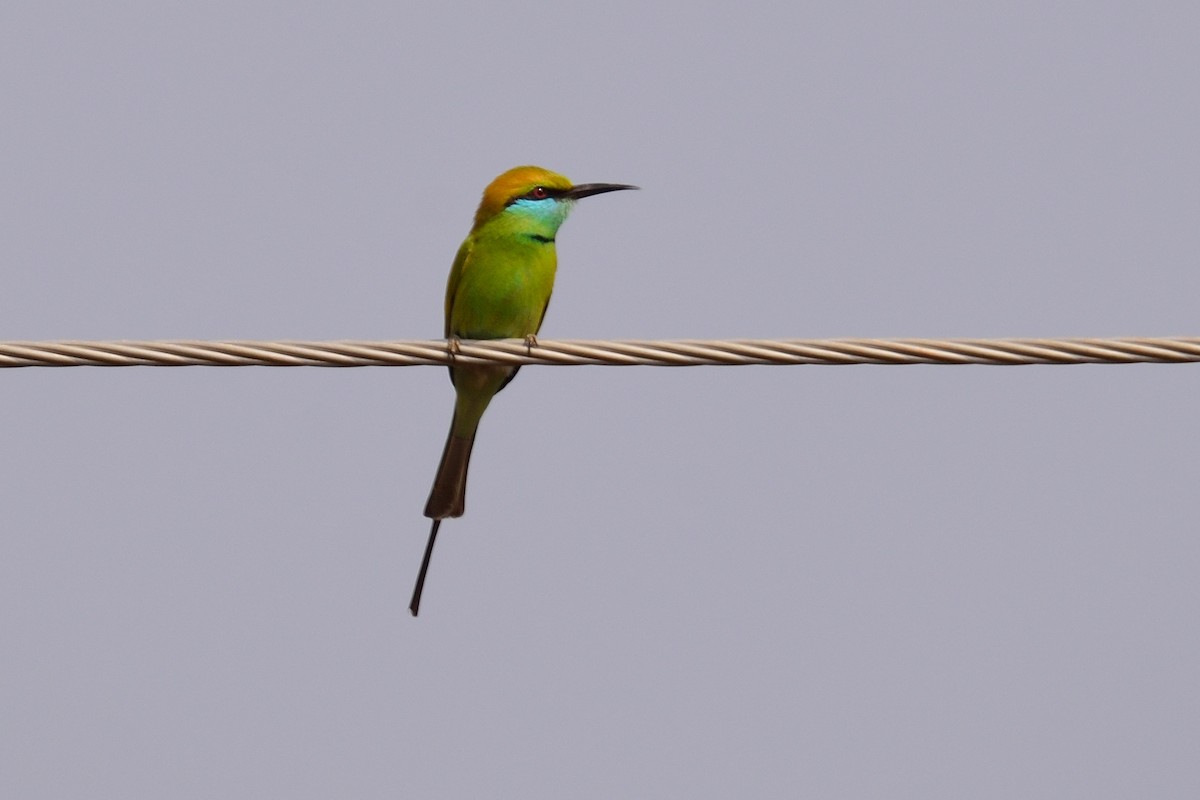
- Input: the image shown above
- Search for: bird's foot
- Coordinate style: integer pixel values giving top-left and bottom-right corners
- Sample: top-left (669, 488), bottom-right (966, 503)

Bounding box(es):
top-left (523, 334), bottom-right (538, 355)
top-left (446, 336), bottom-right (461, 362)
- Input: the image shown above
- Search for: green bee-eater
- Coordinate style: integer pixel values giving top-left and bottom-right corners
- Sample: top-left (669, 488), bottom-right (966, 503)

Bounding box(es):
top-left (409, 165), bottom-right (637, 615)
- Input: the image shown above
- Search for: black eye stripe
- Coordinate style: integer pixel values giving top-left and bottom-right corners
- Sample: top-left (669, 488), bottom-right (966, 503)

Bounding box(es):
top-left (506, 187), bottom-right (564, 206)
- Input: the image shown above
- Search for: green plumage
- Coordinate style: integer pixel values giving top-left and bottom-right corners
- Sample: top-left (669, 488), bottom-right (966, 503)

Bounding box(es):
top-left (409, 165), bottom-right (636, 616)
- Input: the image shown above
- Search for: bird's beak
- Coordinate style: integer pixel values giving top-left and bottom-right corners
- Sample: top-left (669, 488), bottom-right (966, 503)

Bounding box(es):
top-left (565, 183), bottom-right (640, 200)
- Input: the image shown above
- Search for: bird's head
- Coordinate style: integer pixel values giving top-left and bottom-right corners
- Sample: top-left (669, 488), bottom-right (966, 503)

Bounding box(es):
top-left (472, 165), bottom-right (637, 233)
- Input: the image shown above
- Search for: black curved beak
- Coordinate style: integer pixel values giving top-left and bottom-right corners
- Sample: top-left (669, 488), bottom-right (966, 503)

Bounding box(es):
top-left (565, 183), bottom-right (640, 200)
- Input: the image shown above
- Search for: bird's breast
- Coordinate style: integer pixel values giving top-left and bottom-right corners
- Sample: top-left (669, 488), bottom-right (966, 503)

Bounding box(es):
top-left (449, 243), bottom-right (557, 340)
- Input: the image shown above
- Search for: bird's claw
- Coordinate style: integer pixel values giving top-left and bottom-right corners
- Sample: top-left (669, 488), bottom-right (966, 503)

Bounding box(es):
top-left (447, 336), bottom-right (461, 362)
top-left (523, 334), bottom-right (538, 355)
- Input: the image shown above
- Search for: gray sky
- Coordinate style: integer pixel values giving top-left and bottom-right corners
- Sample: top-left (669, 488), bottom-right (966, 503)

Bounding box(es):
top-left (3, 2), bottom-right (1199, 797)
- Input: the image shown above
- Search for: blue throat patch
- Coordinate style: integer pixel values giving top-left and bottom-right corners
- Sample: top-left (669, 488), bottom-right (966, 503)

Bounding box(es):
top-left (506, 197), bottom-right (573, 232)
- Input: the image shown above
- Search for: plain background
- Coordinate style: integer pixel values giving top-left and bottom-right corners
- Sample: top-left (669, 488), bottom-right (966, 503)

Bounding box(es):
top-left (2, 2), bottom-right (1199, 797)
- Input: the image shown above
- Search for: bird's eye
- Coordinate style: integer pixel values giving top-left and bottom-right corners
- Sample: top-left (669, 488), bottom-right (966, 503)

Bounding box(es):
top-left (528, 186), bottom-right (548, 200)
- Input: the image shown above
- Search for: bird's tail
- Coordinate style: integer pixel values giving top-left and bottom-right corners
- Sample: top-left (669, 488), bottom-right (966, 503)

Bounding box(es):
top-left (410, 420), bottom-right (476, 616)
top-left (411, 378), bottom-right (495, 615)
top-left (423, 417), bottom-right (477, 520)
top-left (409, 518), bottom-right (440, 616)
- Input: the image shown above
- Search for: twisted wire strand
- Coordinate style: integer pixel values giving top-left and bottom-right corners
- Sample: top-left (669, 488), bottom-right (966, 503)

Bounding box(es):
top-left (1, 337), bottom-right (1199, 368)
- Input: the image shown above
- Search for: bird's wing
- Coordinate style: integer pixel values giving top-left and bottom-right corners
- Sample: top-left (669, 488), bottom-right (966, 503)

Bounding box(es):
top-left (534, 291), bottom-right (553, 334)
top-left (443, 237), bottom-right (473, 339)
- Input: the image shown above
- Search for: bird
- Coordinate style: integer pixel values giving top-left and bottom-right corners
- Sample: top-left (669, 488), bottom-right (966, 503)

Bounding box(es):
top-left (408, 165), bottom-right (637, 616)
